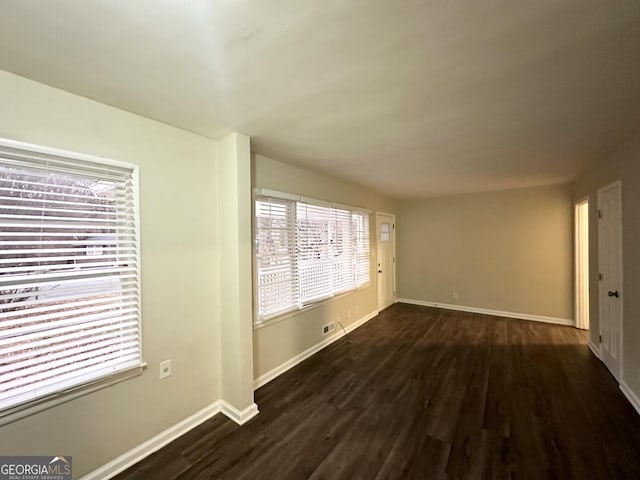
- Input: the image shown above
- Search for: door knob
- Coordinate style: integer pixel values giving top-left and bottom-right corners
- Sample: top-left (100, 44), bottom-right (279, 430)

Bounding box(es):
top-left (608, 290), bottom-right (620, 298)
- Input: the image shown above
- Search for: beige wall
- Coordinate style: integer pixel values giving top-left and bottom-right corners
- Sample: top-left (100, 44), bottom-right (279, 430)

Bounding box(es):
top-left (0, 70), bottom-right (221, 477)
top-left (574, 130), bottom-right (640, 401)
top-left (252, 154), bottom-right (396, 379)
top-left (397, 185), bottom-right (574, 320)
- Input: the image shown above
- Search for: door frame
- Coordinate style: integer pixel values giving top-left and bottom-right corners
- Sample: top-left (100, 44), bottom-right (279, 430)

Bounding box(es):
top-left (597, 180), bottom-right (624, 381)
top-left (574, 196), bottom-right (590, 330)
top-left (376, 212), bottom-right (396, 310)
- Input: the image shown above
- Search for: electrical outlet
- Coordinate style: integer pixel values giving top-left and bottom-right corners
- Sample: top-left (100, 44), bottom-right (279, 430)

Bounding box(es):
top-left (159, 359), bottom-right (172, 379)
top-left (322, 322), bottom-right (335, 336)
top-left (355, 305), bottom-right (359, 314)
top-left (452, 292), bottom-right (459, 301)
top-left (347, 309), bottom-right (351, 319)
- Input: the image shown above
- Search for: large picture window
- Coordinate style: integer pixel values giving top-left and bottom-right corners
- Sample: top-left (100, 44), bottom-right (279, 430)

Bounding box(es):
top-left (0, 139), bottom-right (142, 415)
top-left (255, 191), bottom-right (370, 323)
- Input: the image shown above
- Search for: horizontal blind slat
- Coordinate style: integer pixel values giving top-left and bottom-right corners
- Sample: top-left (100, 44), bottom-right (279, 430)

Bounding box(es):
top-left (0, 292), bottom-right (138, 320)
top-left (0, 247), bottom-right (135, 257)
top-left (0, 253), bottom-right (136, 266)
top-left (0, 274), bottom-right (137, 296)
top-left (0, 204), bottom-right (130, 218)
top-left (0, 309), bottom-right (139, 340)
top-left (0, 334), bottom-right (140, 377)
top-left (0, 260), bottom-right (137, 275)
top-left (0, 299), bottom-right (139, 327)
top-left (0, 281), bottom-right (137, 306)
top-left (0, 349), bottom-right (141, 397)
top-left (0, 318), bottom-right (140, 350)
top-left (1, 267), bottom-right (137, 286)
top-left (0, 154), bottom-right (132, 180)
top-left (1, 320), bottom-right (140, 357)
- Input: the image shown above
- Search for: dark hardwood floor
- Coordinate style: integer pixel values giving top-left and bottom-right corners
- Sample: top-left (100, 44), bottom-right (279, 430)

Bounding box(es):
top-left (115, 304), bottom-right (640, 479)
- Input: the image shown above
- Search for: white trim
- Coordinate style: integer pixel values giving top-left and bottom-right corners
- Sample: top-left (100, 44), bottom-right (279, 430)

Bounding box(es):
top-left (220, 401), bottom-right (259, 425)
top-left (253, 187), bottom-right (371, 213)
top-left (397, 298), bottom-right (574, 326)
top-left (588, 340), bottom-right (601, 359)
top-left (574, 197), bottom-right (590, 330)
top-left (254, 310), bottom-right (379, 390)
top-left (375, 210), bottom-right (396, 217)
top-left (0, 136), bottom-right (136, 170)
top-left (81, 401), bottom-right (222, 480)
top-left (254, 188), bottom-right (300, 202)
top-left (620, 382), bottom-right (640, 417)
top-left (254, 289), bottom-right (357, 330)
top-left (0, 365), bottom-right (145, 427)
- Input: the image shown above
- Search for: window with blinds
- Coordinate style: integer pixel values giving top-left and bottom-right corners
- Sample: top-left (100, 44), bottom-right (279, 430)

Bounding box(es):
top-left (255, 192), bottom-right (370, 323)
top-left (255, 198), bottom-right (297, 319)
top-left (0, 139), bottom-right (142, 414)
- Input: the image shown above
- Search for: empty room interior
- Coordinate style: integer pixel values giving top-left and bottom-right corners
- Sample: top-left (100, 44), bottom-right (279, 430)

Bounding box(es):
top-left (1, 1), bottom-right (640, 479)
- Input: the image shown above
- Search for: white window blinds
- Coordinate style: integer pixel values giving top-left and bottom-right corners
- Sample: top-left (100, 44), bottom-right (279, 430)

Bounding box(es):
top-left (352, 211), bottom-right (370, 287)
top-left (255, 197), bottom-right (297, 318)
top-left (331, 207), bottom-right (355, 295)
top-left (255, 192), bottom-right (370, 322)
top-left (0, 140), bottom-right (142, 413)
top-left (297, 201), bottom-right (333, 304)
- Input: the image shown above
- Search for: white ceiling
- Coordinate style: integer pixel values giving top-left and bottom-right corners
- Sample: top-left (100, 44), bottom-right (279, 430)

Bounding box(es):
top-left (1, 0), bottom-right (640, 198)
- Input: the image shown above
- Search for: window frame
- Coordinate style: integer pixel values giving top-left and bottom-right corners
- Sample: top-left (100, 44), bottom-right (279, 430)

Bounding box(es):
top-left (0, 137), bottom-right (145, 424)
top-left (253, 188), bottom-right (371, 327)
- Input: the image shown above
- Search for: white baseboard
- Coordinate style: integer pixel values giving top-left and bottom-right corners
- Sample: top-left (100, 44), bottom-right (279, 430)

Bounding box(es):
top-left (620, 381), bottom-right (640, 417)
top-left (81, 401), bottom-right (222, 480)
top-left (588, 339), bottom-right (601, 359)
top-left (397, 298), bottom-right (574, 327)
top-left (253, 310), bottom-right (379, 390)
top-left (220, 401), bottom-right (259, 425)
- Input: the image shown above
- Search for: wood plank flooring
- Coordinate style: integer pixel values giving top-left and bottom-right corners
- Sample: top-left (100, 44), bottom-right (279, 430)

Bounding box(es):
top-left (115, 303), bottom-right (640, 479)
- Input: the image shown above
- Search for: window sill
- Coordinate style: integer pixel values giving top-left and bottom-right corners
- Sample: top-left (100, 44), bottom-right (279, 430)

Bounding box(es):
top-left (254, 284), bottom-right (370, 330)
top-left (0, 363), bottom-right (147, 427)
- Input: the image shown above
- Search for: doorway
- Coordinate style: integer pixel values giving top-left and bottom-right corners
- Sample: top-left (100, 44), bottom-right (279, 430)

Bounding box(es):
top-left (597, 181), bottom-right (623, 381)
top-left (574, 198), bottom-right (589, 330)
top-left (376, 212), bottom-right (396, 311)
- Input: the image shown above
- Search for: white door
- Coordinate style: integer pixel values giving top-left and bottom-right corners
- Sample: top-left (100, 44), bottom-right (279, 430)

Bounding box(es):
top-left (376, 213), bottom-right (395, 310)
top-left (598, 181), bottom-right (623, 380)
